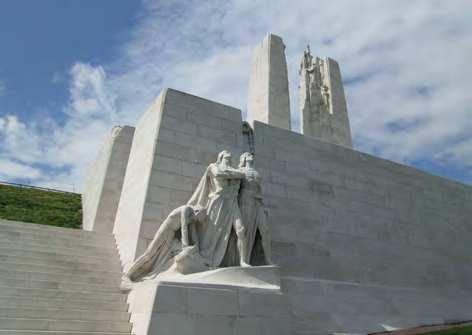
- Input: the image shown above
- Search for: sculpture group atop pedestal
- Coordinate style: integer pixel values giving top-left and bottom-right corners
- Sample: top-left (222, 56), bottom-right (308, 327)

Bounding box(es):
top-left (122, 150), bottom-right (272, 285)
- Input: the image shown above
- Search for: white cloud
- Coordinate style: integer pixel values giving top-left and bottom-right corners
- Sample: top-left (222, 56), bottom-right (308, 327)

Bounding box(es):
top-left (0, 158), bottom-right (41, 180)
top-left (1, 0), bottom-right (472, 189)
top-left (109, 0), bottom-right (472, 180)
top-left (69, 63), bottom-right (116, 118)
top-left (0, 63), bottom-right (116, 191)
top-left (438, 138), bottom-right (472, 168)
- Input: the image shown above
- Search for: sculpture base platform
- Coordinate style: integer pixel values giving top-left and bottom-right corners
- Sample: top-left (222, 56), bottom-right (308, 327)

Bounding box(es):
top-left (158, 265), bottom-right (281, 290)
top-left (127, 266), bottom-right (292, 335)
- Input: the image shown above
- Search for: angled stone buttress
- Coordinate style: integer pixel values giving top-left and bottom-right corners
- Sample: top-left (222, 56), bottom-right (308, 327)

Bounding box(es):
top-left (82, 125), bottom-right (135, 233)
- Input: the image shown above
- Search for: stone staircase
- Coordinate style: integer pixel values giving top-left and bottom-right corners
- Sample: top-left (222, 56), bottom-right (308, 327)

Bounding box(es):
top-left (0, 219), bottom-right (133, 335)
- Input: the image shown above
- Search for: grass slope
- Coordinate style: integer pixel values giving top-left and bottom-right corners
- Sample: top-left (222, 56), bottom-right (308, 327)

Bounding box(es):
top-left (0, 184), bottom-right (82, 229)
top-left (426, 327), bottom-right (472, 335)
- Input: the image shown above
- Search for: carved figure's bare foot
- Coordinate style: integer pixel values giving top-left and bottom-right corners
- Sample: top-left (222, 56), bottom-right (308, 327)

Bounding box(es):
top-left (240, 261), bottom-right (251, 268)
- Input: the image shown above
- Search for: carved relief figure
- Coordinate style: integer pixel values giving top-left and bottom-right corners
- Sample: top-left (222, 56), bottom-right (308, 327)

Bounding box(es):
top-left (123, 205), bottom-right (205, 282)
top-left (300, 45), bottom-right (330, 114)
top-left (187, 150), bottom-right (250, 267)
top-left (238, 152), bottom-right (272, 265)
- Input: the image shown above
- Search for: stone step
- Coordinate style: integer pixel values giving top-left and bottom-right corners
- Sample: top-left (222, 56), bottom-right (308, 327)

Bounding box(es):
top-left (0, 262), bottom-right (121, 279)
top-left (0, 219), bottom-right (113, 240)
top-left (0, 255), bottom-right (122, 273)
top-left (0, 277), bottom-right (121, 293)
top-left (0, 286), bottom-right (127, 302)
top-left (0, 240), bottom-right (118, 258)
top-left (0, 229), bottom-right (115, 247)
top-left (0, 223), bottom-right (116, 245)
top-left (0, 296), bottom-right (129, 312)
top-left (0, 220), bottom-right (132, 334)
top-left (0, 307), bottom-right (130, 323)
top-left (0, 331), bottom-right (134, 335)
top-left (0, 234), bottom-right (117, 251)
top-left (0, 248), bottom-right (122, 268)
top-left (0, 317), bottom-right (132, 333)
top-left (0, 269), bottom-right (120, 286)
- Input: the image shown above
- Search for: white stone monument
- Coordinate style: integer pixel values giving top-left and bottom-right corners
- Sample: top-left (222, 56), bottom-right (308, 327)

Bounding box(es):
top-left (299, 46), bottom-right (353, 147)
top-left (247, 33), bottom-right (291, 130)
top-left (119, 149), bottom-right (287, 335)
top-left (80, 34), bottom-right (472, 335)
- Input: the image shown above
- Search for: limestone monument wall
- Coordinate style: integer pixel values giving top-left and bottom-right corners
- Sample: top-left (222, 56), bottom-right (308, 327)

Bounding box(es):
top-left (113, 88), bottom-right (247, 267)
top-left (82, 33), bottom-right (472, 335)
top-left (253, 121), bottom-right (472, 334)
top-left (299, 50), bottom-right (352, 147)
top-left (247, 33), bottom-right (291, 130)
top-left (82, 125), bottom-right (134, 232)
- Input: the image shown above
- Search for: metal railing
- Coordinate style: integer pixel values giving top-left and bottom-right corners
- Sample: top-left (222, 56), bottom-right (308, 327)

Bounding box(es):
top-left (0, 180), bottom-right (80, 195)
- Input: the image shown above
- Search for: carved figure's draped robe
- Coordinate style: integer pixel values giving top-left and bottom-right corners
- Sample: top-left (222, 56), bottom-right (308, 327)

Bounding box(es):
top-left (239, 170), bottom-right (270, 264)
top-left (125, 208), bottom-right (182, 281)
top-left (187, 164), bottom-right (241, 267)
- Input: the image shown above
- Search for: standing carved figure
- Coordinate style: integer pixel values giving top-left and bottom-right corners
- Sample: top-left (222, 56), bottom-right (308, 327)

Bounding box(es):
top-left (238, 152), bottom-right (272, 265)
top-left (187, 150), bottom-right (249, 267)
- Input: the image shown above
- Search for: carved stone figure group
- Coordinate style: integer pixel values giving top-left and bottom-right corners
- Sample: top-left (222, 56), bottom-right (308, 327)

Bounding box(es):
top-left (124, 150), bottom-right (271, 282)
top-left (301, 45), bottom-right (330, 110)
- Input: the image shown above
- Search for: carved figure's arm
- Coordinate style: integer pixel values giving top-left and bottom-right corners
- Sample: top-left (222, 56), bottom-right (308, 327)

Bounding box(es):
top-left (189, 223), bottom-right (199, 250)
top-left (180, 206), bottom-right (193, 247)
top-left (211, 164), bottom-right (244, 179)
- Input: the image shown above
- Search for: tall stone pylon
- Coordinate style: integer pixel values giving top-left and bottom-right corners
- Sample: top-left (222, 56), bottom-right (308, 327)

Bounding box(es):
top-left (299, 46), bottom-right (353, 148)
top-left (247, 33), bottom-right (291, 130)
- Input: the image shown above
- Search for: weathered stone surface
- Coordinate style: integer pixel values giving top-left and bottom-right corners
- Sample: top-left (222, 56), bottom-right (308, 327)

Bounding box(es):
top-left (82, 125), bottom-right (134, 233)
top-left (248, 33), bottom-right (291, 130)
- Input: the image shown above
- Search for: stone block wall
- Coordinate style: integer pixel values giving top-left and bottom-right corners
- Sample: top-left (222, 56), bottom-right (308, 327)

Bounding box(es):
top-left (128, 282), bottom-right (291, 335)
top-left (82, 125), bottom-right (134, 233)
top-left (114, 89), bottom-right (247, 267)
top-left (107, 89), bottom-right (471, 334)
top-left (253, 121), bottom-right (472, 334)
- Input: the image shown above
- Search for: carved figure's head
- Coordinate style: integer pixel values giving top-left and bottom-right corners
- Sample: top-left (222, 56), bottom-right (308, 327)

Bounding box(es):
top-left (239, 152), bottom-right (254, 168)
top-left (216, 150), bottom-right (232, 166)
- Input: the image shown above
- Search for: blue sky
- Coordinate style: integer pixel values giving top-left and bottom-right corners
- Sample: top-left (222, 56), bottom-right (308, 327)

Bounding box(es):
top-left (0, 1), bottom-right (138, 123)
top-left (0, 0), bottom-right (471, 191)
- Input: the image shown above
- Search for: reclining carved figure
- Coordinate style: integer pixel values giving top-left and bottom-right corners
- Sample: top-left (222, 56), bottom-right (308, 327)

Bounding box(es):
top-left (123, 205), bottom-right (206, 282)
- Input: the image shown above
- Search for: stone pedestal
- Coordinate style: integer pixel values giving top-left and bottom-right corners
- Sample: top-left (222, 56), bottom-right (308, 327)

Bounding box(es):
top-left (127, 266), bottom-right (292, 335)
